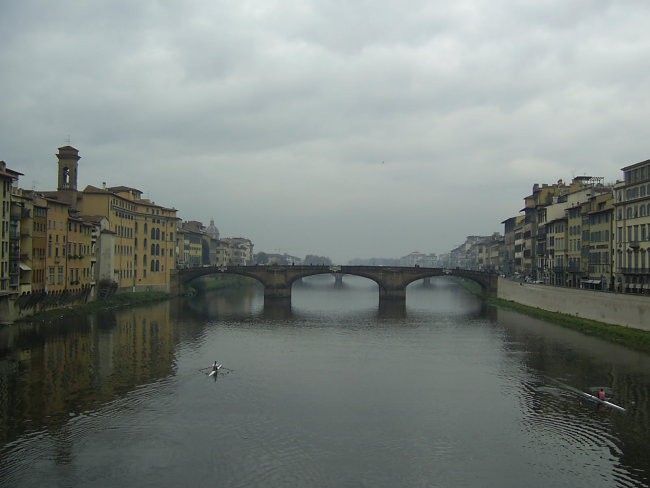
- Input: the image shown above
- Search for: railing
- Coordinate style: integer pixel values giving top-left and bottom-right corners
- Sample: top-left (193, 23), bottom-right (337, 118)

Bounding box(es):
top-left (619, 267), bottom-right (650, 274)
top-left (588, 265), bottom-right (610, 273)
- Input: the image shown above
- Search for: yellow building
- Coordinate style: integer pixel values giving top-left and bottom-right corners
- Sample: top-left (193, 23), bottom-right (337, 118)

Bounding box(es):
top-left (179, 221), bottom-right (206, 267)
top-left (31, 194), bottom-right (48, 292)
top-left (66, 214), bottom-right (94, 291)
top-left (41, 146), bottom-right (179, 293)
top-left (79, 185), bottom-right (179, 292)
top-left (584, 192), bottom-right (614, 290)
top-left (545, 216), bottom-right (567, 286)
top-left (1, 161), bottom-right (23, 295)
top-left (9, 188), bottom-right (48, 293)
top-left (221, 237), bottom-right (254, 265)
top-left (44, 197), bottom-right (70, 292)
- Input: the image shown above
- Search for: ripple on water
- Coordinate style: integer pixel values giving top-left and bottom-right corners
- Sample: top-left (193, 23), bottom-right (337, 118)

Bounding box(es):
top-left (516, 379), bottom-right (632, 484)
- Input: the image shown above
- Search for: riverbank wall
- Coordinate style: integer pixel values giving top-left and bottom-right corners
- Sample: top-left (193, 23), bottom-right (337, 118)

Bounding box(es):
top-left (497, 277), bottom-right (650, 331)
top-left (0, 288), bottom-right (94, 325)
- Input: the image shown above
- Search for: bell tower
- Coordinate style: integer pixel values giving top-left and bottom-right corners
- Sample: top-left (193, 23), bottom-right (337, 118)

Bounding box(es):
top-left (56, 145), bottom-right (80, 191)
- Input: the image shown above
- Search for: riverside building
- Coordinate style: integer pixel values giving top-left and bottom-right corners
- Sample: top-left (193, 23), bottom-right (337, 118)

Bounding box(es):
top-left (614, 158), bottom-right (650, 293)
top-left (0, 162), bottom-right (23, 295)
top-left (44, 146), bottom-right (180, 293)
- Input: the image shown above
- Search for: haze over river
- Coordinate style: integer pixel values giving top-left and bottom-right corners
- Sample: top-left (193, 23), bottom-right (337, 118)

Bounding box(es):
top-left (1, 276), bottom-right (650, 488)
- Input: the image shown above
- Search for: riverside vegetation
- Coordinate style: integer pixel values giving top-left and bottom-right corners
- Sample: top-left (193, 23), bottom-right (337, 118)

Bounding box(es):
top-left (18, 275), bottom-right (258, 325)
top-left (456, 278), bottom-right (650, 354)
top-left (17, 291), bottom-right (171, 325)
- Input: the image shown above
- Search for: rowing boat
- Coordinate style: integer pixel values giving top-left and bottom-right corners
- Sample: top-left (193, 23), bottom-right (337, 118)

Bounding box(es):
top-left (579, 390), bottom-right (626, 412)
top-left (545, 376), bottom-right (626, 413)
top-left (208, 364), bottom-right (222, 377)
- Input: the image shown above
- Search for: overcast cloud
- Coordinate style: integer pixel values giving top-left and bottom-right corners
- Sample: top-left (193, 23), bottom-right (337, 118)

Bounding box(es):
top-left (1, 0), bottom-right (649, 263)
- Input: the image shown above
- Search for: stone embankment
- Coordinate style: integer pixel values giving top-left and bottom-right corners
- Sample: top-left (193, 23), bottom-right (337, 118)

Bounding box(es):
top-left (498, 277), bottom-right (650, 332)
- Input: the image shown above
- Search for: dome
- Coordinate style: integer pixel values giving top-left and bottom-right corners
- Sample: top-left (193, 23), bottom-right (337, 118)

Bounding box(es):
top-left (206, 218), bottom-right (220, 239)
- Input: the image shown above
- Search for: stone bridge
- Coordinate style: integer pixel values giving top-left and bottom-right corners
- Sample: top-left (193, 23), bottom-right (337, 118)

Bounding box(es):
top-left (171, 265), bottom-right (498, 302)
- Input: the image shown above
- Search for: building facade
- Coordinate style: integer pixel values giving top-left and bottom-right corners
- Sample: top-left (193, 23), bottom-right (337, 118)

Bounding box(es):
top-left (613, 159), bottom-right (650, 293)
top-left (1, 162), bottom-right (23, 294)
top-left (79, 185), bottom-right (179, 291)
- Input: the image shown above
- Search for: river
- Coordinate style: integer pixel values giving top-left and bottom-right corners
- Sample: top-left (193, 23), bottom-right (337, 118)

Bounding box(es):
top-left (1, 276), bottom-right (649, 488)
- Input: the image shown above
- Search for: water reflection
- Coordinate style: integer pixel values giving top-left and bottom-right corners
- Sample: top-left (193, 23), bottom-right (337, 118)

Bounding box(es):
top-left (377, 300), bottom-right (406, 318)
top-left (0, 302), bottom-right (177, 445)
top-left (262, 300), bottom-right (293, 320)
top-left (0, 280), bottom-right (649, 488)
top-left (494, 307), bottom-right (650, 487)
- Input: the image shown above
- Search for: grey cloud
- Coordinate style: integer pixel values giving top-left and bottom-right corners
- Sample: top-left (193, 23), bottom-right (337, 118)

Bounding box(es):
top-left (1, 0), bottom-right (649, 261)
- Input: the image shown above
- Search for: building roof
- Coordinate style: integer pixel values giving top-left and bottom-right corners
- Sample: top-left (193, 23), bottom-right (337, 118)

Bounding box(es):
top-left (82, 184), bottom-right (178, 213)
top-left (621, 158), bottom-right (650, 172)
top-left (0, 161), bottom-right (23, 180)
top-left (78, 214), bottom-right (108, 225)
top-left (107, 185), bottom-right (142, 194)
top-left (82, 184), bottom-right (111, 194)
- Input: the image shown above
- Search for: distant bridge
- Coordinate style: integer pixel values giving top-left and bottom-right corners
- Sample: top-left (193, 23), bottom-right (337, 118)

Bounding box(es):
top-left (171, 265), bottom-right (498, 302)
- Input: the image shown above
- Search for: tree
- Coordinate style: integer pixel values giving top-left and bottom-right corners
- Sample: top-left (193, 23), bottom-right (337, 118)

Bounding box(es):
top-left (304, 254), bottom-right (332, 265)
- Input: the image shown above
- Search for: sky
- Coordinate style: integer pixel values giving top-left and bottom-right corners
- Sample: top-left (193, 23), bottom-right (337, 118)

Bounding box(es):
top-left (1, 0), bottom-right (649, 264)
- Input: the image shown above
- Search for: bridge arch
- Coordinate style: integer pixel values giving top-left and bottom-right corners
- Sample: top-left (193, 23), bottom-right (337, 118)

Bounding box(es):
top-left (172, 265), bottom-right (498, 302)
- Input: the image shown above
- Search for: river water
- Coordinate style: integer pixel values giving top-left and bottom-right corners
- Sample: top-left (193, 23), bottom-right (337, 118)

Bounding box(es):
top-left (1, 276), bottom-right (649, 488)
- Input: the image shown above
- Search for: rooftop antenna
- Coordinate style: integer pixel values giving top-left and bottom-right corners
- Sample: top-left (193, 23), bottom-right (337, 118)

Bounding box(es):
top-left (65, 134), bottom-right (71, 145)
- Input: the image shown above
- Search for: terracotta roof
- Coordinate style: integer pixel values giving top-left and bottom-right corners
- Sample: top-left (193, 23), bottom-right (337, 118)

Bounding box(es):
top-left (0, 161), bottom-right (23, 180)
top-left (82, 185), bottom-right (111, 193)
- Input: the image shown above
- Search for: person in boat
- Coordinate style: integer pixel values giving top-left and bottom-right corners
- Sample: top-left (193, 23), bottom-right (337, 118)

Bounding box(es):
top-left (597, 388), bottom-right (606, 400)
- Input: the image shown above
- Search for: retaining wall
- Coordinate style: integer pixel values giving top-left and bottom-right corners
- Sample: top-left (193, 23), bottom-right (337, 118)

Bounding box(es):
top-left (497, 277), bottom-right (650, 331)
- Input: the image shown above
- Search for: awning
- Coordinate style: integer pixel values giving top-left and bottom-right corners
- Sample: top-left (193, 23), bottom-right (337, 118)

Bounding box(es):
top-left (19, 262), bottom-right (32, 271)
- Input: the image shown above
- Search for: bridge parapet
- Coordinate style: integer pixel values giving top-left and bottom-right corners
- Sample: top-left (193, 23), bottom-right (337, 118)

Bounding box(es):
top-left (172, 265), bottom-right (498, 301)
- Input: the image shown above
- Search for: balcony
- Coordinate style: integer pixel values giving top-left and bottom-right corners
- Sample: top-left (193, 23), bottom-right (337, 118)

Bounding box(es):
top-left (588, 265), bottom-right (609, 273)
top-left (628, 241), bottom-right (640, 249)
top-left (619, 267), bottom-right (650, 275)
